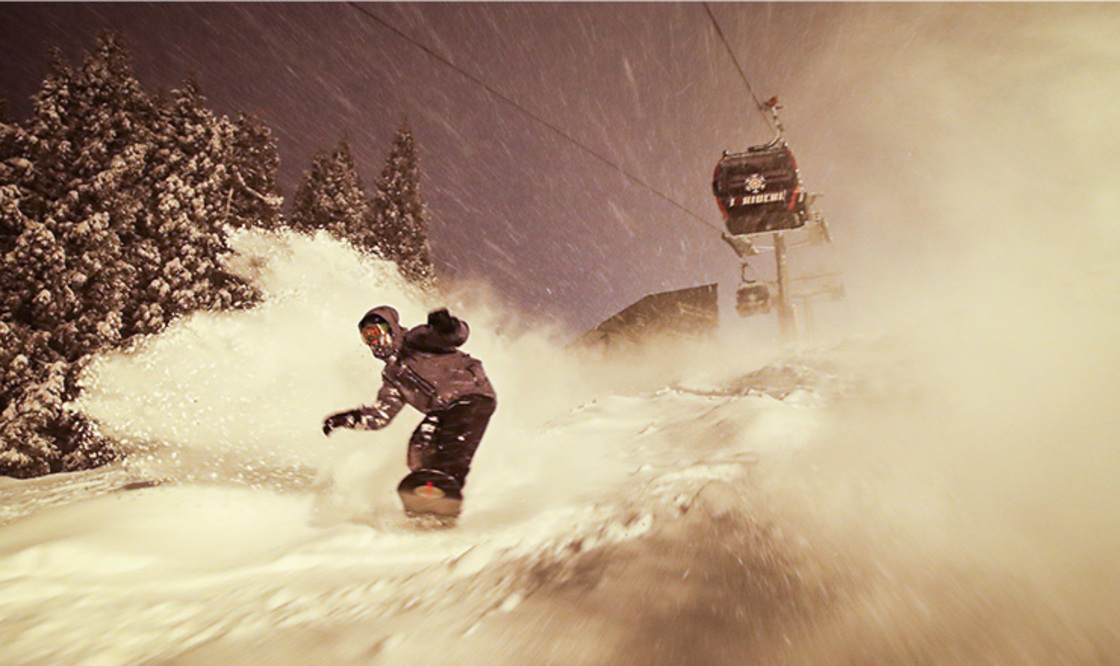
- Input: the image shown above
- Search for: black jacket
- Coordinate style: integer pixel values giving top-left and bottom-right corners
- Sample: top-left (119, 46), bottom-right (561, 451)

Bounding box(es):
top-left (352, 306), bottom-right (495, 430)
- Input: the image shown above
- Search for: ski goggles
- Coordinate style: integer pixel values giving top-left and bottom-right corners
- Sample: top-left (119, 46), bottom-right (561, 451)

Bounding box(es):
top-left (360, 320), bottom-right (392, 346)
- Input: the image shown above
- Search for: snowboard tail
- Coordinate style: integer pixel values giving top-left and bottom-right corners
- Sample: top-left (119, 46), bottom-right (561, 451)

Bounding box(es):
top-left (397, 469), bottom-right (462, 520)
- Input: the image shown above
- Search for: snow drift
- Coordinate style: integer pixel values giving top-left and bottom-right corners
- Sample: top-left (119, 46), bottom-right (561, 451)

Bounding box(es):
top-left (0, 228), bottom-right (826, 664)
top-left (0, 223), bottom-right (1116, 665)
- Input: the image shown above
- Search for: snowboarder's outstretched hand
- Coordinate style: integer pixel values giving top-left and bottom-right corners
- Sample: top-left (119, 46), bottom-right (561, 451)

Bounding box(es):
top-left (322, 410), bottom-right (360, 436)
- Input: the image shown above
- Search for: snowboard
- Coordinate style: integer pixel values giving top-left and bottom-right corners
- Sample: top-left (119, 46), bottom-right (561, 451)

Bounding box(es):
top-left (397, 469), bottom-right (463, 522)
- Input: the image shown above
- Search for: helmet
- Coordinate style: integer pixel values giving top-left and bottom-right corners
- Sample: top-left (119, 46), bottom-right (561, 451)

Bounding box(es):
top-left (359, 315), bottom-right (393, 356)
top-left (358, 306), bottom-right (401, 359)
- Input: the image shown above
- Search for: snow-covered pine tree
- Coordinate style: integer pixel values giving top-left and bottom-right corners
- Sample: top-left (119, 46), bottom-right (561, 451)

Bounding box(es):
top-left (289, 140), bottom-right (371, 242)
top-left (0, 206), bottom-right (114, 478)
top-left (223, 113), bottom-right (283, 231)
top-left (132, 77), bottom-right (257, 335)
top-left (19, 48), bottom-right (76, 223)
top-left (0, 116), bottom-right (35, 260)
top-left (368, 124), bottom-right (435, 287)
top-left (0, 33), bottom-right (156, 476)
top-left (0, 32), bottom-right (278, 478)
top-left (28, 33), bottom-right (153, 356)
top-left (0, 320), bottom-right (113, 478)
top-left (0, 97), bottom-right (26, 187)
top-left (0, 320), bottom-right (63, 478)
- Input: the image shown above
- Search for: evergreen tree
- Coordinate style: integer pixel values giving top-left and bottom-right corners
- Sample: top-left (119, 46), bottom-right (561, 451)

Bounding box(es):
top-left (0, 97), bottom-right (28, 186)
top-left (223, 113), bottom-right (283, 231)
top-left (0, 320), bottom-right (63, 478)
top-left (0, 32), bottom-right (281, 478)
top-left (0, 34), bottom-right (153, 476)
top-left (369, 124), bottom-right (435, 286)
top-left (0, 319), bottom-right (112, 478)
top-left (0, 118), bottom-right (35, 256)
top-left (130, 77), bottom-right (257, 335)
top-left (0, 185), bottom-right (39, 326)
top-left (21, 48), bottom-right (77, 221)
top-left (289, 140), bottom-right (370, 242)
top-left (27, 34), bottom-right (153, 356)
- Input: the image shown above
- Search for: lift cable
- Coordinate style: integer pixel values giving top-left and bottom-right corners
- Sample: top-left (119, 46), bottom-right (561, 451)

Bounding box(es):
top-left (345, 2), bottom-right (724, 234)
top-left (701, 2), bottom-right (777, 134)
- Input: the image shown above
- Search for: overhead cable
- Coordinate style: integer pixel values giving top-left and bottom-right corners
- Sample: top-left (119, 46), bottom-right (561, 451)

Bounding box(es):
top-left (701, 2), bottom-right (776, 132)
top-left (345, 2), bottom-right (723, 234)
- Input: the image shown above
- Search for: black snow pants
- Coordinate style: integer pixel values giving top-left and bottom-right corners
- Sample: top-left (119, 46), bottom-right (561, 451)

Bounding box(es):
top-left (407, 395), bottom-right (496, 487)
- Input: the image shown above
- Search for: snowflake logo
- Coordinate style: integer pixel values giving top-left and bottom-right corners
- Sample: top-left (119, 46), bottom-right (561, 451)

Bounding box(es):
top-left (745, 173), bottom-right (766, 193)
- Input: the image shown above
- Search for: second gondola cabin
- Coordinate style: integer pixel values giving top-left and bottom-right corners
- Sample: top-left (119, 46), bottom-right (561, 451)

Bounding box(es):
top-left (713, 142), bottom-right (810, 236)
top-left (735, 281), bottom-right (772, 317)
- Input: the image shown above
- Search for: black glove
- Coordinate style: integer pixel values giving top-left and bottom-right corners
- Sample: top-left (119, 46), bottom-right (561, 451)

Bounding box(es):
top-left (322, 410), bottom-right (359, 436)
top-left (428, 308), bottom-right (458, 334)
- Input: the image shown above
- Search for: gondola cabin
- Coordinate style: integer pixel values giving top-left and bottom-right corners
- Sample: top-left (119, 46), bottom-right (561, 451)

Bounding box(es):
top-left (713, 142), bottom-right (810, 236)
top-left (735, 281), bottom-right (772, 317)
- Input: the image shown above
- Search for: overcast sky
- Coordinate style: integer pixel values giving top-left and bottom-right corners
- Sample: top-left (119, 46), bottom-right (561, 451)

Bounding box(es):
top-left (3, 3), bottom-right (1117, 334)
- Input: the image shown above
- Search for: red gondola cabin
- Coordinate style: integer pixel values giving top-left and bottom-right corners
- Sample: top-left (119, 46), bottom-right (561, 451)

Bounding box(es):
top-left (713, 142), bottom-right (810, 236)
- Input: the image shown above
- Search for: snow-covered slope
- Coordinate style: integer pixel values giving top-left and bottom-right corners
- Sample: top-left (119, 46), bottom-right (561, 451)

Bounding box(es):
top-left (0, 231), bottom-right (1117, 665)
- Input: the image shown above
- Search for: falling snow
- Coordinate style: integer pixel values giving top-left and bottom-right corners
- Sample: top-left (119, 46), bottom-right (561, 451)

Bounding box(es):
top-left (3, 3), bottom-right (1120, 665)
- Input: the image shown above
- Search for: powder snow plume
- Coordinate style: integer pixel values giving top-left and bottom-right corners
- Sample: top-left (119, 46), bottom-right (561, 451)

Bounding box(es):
top-left (75, 229), bottom-right (639, 526)
top-left (0, 228), bottom-right (823, 665)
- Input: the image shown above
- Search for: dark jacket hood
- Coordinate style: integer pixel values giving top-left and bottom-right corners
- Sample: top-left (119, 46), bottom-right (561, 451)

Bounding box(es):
top-left (404, 309), bottom-right (470, 354)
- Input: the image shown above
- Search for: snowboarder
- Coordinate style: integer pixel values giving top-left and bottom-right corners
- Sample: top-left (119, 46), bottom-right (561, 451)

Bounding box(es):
top-left (322, 306), bottom-right (497, 496)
